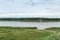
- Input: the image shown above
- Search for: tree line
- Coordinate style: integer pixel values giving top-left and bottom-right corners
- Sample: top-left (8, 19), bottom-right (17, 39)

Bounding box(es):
top-left (0, 18), bottom-right (60, 22)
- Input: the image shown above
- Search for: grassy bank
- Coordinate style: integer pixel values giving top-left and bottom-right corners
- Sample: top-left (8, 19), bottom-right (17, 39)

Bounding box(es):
top-left (0, 27), bottom-right (60, 40)
top-left (46, 27), bottom-right (60, 32)
top-left (0, 26), bottom-right (37, 29)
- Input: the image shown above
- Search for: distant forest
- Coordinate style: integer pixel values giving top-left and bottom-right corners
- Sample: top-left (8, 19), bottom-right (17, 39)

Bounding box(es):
top-left (0, 18), bottom-right (60, 22)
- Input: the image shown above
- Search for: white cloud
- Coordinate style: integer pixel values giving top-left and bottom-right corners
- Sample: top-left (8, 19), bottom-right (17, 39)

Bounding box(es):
top-left (0, 0), bottom-right (60, 18)
top-left (0, 13), bottom-right (60, 18)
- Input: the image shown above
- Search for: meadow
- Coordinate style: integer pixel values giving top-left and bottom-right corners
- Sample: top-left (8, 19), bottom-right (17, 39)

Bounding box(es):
top-left (0, 27), bottom-right (60, 40)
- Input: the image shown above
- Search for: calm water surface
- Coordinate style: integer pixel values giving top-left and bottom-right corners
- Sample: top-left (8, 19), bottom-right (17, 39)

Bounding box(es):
top-left (0, 21), bottom-right (60, 29)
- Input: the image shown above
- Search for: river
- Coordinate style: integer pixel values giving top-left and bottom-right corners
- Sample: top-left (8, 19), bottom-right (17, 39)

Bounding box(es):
top-left (0, 21), bottom-right (60, 29)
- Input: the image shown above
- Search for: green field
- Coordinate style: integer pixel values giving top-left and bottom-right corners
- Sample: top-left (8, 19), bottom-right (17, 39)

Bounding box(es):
top-left (0, 27), bottom-right (60, 40)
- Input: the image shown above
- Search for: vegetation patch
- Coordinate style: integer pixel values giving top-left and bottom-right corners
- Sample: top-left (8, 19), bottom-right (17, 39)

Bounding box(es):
top-left (0, 27), bottom-right (60, 40)
top-left (45, 27), bottom-right (60, 32)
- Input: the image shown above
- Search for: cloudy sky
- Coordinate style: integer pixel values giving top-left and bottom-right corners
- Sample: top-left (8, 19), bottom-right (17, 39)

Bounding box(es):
top-left (0, 0), bottom-right (60, 18)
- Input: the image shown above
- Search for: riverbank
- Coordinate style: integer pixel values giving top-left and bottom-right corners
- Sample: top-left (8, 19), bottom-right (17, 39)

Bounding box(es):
top-left (0, 27), bottom-right (60, 40)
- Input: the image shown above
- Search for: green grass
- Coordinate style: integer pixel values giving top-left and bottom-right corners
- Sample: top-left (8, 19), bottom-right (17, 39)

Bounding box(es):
top-left (0, 27), bottom-right (60, 40)
top-left (46, 27), bottom-right (60, 32)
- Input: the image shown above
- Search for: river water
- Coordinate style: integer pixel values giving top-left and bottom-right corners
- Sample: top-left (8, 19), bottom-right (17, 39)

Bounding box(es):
top-left (0, 21), bottom-right (60, 29)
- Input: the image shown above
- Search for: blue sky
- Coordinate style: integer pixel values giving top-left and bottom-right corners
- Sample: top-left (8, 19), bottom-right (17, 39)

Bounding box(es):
top-left (0, 0), bottom-right (60, 18)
